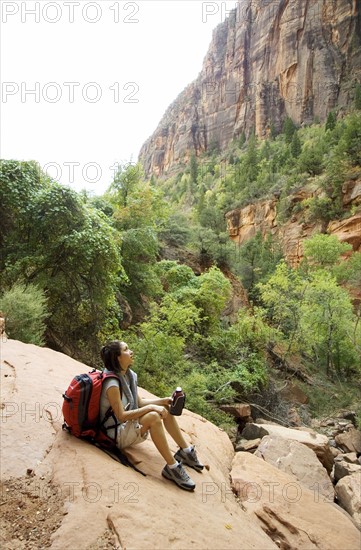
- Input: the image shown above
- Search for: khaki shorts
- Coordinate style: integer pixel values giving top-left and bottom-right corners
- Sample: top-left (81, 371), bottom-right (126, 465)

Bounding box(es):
top-left (116, 420), bottom-right (148, 449)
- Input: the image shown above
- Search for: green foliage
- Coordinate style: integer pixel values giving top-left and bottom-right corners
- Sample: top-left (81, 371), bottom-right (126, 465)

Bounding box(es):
top-left (195, 266), bottom-right (231, 331)
top-left (334, 251), bottom-right (361, 287)
top-left (108, 163), bottom-right (143, 208)
top-left (301, 196), bottom-right (334, 223)
top-left (258, 256), bottom-right (361, 377)
top-left (0, 283), bottom-right (48, 345)
top-left (303, 234), bottom-right (352, 268)
top-left (300, 272), bottom-right (360, 376)
top-left (235, 232), bottom-right (283, 298)
top-left (298, 143), bottom-right (324, 176)
top-left (257, 260), bottom-right (304, 339)
top-left (190, 153), bottom-right (198, 185)
top-left (122, 267), bottom-right (268, 425)
top-left (290, 131), bottom-right (302, 158)
top-left (0, 162), bottom-right (124, 362)
top-left (283, 116), bottom-right (297, 143)
top-left (325, 111), bottom-right (337, 132)
top-left (107, 163), bottom-right (170, 307)
top-left (354, 82), bottom-right (361, 110)
top-left (336, 112), bottom-right (361, 166)
top-left (158, 212), bottom-right (191, 247)
top-left (0, 160), bottom-right (47, 247)
top-left (156, 260), bottom-right (195, 292)
top-left (242, 134), bottom-right (260, 182)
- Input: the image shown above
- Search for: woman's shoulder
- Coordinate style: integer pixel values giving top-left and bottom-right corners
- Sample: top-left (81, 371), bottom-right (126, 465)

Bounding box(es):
top-left (103, 370), bottom-right (120, 390)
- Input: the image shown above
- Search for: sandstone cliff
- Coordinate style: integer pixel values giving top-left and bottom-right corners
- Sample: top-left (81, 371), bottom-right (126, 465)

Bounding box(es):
top-left (139, 0), bottom-right (361, 177)
top-left (225, 178), bottom-right (361, 266)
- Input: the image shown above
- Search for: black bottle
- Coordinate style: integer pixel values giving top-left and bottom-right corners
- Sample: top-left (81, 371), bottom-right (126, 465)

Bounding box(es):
top-left (170, 387), bottom-right (186, 416)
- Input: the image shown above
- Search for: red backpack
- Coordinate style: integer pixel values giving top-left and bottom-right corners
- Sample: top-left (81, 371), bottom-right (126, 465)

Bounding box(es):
top-left (62, 369), bottom-right (119, 444)
top-left (62, 369), bottom-right (145, 474)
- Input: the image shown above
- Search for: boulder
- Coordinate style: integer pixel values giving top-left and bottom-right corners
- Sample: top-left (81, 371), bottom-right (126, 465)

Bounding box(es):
top-left (280, 381), bottom-right (309, 404)
top-left (235, 438), bottom-right (261, 452)
top-left (335, 472), bottom-right (361, 528)
top-left (242, 423), bottom-right (334, 473)
top-left (0, 340), bottom-right (276, 550)
top-left (255, 436), bottom-right (334, 500)
top-left (220, 403), bottom-right (251, 419)
top-left (335, 428), bottom-right (361, 454)
top-left (334, 459), bottom-right (361, 483)
top-left (339, 452), bottom-right (360, 464)
top-left (231, 453), bottom-right (361, 550)
top-left (330, 447), bottom-right (341, 458)
top-left (241, 423), bottom-right (269, 440)
top-left (287, 406), bottom-right (302, 427)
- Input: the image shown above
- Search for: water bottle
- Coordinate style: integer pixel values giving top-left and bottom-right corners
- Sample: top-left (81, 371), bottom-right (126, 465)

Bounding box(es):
top-left (170, 387), bottom-right (186, 416)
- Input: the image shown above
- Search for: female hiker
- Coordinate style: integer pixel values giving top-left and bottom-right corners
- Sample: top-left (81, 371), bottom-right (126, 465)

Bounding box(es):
top-left (100, 340), bottom-right (204, 491)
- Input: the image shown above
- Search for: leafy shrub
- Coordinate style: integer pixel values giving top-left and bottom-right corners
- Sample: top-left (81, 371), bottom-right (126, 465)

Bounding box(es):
top-left (0, 283), bottom-right (48, 345)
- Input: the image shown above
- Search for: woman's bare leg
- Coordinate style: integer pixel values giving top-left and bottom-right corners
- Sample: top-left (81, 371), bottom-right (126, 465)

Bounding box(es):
top-left (162, 413), bottom-right (188, 449)
top-left (139, 411), bottom-right (175, 464)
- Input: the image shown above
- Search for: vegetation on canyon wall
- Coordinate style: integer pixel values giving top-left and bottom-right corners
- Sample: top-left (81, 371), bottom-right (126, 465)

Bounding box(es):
top-left (1, 105), bottom-right (361, 426)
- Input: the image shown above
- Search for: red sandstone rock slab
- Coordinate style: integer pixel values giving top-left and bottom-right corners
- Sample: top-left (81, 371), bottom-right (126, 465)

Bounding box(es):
top-left (231, 452), bottom-right (361, 549)
top-left (0, 339), bottom-right (276, 550)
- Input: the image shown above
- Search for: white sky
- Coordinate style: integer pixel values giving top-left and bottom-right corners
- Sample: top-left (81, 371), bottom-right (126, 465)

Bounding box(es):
top-left (1, 0), bottom-right (238, 194)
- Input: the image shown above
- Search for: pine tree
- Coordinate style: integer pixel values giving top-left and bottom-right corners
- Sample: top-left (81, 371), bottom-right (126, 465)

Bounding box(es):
top-left (190, 153), bottom-right (198, 184)
top-left (355, 82), bottom-right (361, 110)
top-left (283, 116), bottom-right (297, 143)
top-left (325, 111), bottom-right (336, 132)
top-left (290, 131), bottom-right (302, 157)
top-left (239, 132), bottom-right (246, 148)
top-left (269, 121), bottom-right (277, 139)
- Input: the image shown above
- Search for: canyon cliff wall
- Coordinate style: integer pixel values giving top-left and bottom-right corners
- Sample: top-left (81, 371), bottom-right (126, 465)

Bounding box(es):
top-left (225, 179), bottom-right (361, 266)
top-left (139, 0), bottom-right (361, 177)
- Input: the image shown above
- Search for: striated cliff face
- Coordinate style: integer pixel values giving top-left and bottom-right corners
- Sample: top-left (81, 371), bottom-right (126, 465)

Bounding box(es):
top-left (225, 179), bottom-right (361, 266)
top-left (139, 0), bottom-right (361, 177)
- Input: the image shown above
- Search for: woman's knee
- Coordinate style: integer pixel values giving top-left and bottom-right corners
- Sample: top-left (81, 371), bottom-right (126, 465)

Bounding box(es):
top-left (140, 411), bottom-right (161, 428)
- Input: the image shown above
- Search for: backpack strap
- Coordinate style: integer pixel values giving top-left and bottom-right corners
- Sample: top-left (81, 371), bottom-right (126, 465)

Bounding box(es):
top-left (99, 406), bottom-right (119, 444)
top-left (90, 439), bottom-right (146, 476)
top-left (99, 372), bottom-right (122, 444)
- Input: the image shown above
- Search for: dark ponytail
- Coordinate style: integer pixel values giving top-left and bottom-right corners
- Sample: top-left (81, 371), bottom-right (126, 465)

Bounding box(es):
top-left (100, 340), bottom-right (122, 372)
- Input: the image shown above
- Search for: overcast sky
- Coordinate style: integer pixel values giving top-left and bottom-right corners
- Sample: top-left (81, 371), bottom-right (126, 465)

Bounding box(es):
top-left (1, 0), bottom-right (237, 194)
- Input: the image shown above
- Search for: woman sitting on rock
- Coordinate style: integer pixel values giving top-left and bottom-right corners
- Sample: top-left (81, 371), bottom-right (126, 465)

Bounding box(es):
top-left (100, 340), bottom-right (204, 491)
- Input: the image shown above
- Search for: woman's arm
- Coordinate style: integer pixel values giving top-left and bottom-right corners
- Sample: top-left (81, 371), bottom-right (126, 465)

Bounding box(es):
top-left (107, 386), bottom-right (167, 422)
top-left (138, 395), bottom-right (172, 408)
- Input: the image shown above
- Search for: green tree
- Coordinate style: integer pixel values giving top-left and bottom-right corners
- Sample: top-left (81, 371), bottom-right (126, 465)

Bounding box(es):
top-left (190, 153), bottom-right (198, 185)
top-left (300, 272), bottom-right (360, 376)
top-left (355, 82), bottom-right (361, 110)
top-left (337, 112), bottom-right (361, 166)
top-left (0, 160), bottom-right (48, 249)
top-left (109, 163), bottom-right (143, 207)
top-left (283, 116), bottom-right (297, 143)
top-left (298, 144), bottom-right (324, 176)
top-left (257, 260), bottom-right (304, 342)
top-left (303, 234), bottom-right (352, 268)
top-left (1, 177), bottom-right (124, 361)
top-left (236, 232), bottom-right (283, 299)
top-left (243, 134), bottom-right (260, 182)
top-left (325, 111), bottom-right (337, 132)
top-left (334, 251), bottom-right (361, 288)
top-left (290, 130), bottom-right (302, 158)
top-left (0, 283), bottom-right (48, 345)
top-left (107, 163), bottom-right (169, 307)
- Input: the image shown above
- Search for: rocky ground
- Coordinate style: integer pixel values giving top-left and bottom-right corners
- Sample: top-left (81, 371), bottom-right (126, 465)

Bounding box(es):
top-left (0, 474), bottom-right (65, 550)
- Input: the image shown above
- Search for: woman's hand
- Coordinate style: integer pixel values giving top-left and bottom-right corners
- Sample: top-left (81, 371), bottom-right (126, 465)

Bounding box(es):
top-left (152, 404), bottom-right (168, 419)
top-left (160, 397), bottom-right (172, 406)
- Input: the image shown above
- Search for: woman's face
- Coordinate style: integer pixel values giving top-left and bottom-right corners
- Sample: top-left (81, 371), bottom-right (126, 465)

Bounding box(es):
top-left (118, 341), bottom-right (134, 371)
